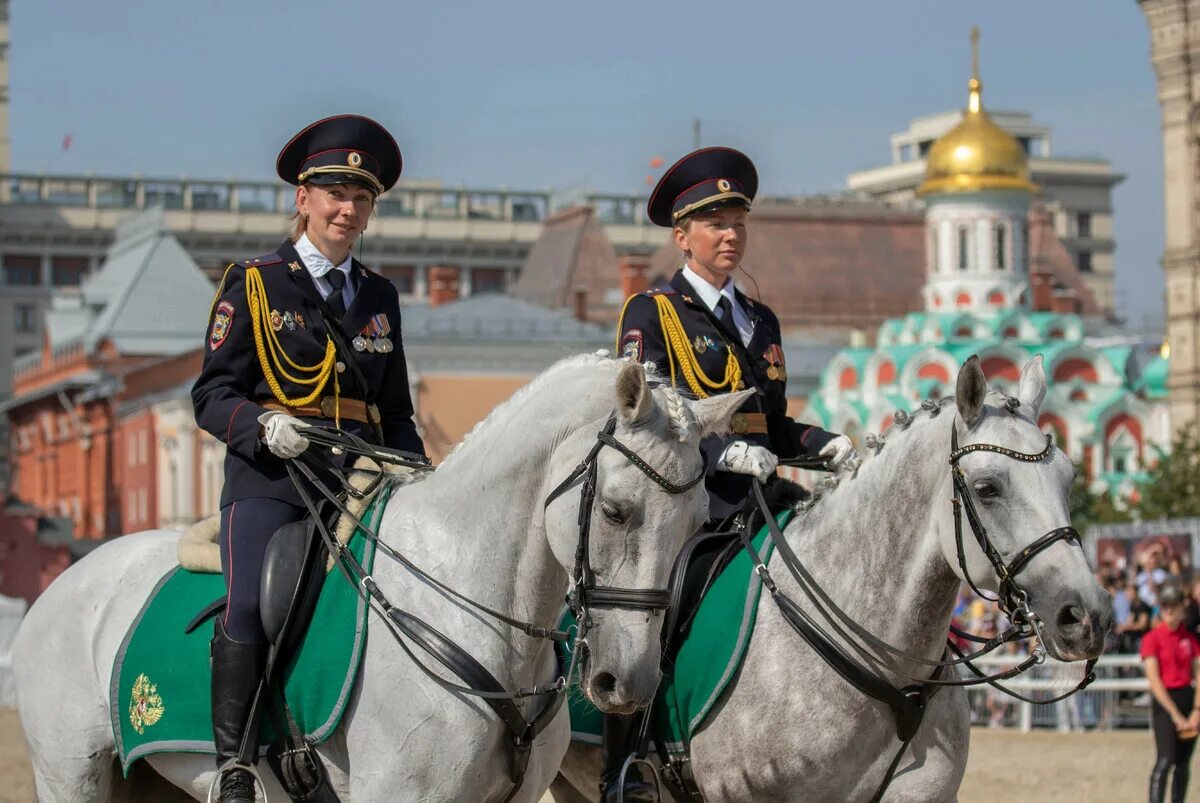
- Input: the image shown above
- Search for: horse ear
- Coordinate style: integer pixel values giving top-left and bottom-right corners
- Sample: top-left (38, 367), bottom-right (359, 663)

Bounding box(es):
top-left (955, 355), bottom-right (987, 428)
top-left (615, 362), bottom-right (655, 425)
top-left (1017, 355), bottom-right (1047, 417)
top-left (689, 389), bottom-right (756, 437)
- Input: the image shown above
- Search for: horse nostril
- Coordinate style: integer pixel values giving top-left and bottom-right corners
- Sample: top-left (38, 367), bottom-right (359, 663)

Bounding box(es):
top-left (1056, 604), bottom-right (1088, 632)
top-left (592, 671), bottom-right (617, 695)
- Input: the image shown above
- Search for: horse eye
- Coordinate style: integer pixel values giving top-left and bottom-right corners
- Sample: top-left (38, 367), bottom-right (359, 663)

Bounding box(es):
top-left (601, 503), bottom-right (626, 525)
top-left (973, 481), bottom-right (1000, 499)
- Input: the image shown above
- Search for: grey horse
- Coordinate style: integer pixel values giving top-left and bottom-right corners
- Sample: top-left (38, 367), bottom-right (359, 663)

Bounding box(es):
top-left (552, 356), bottom-right (1112, 802)
top-left (13, 355), bottom-right (750, 802)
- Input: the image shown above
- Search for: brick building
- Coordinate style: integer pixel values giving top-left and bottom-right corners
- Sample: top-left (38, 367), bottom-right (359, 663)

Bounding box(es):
top-left (3, 209), bottom-right (213, 541)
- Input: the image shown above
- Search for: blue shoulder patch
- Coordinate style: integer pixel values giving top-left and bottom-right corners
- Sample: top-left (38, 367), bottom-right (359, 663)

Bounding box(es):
top-left (240, 252), bottom-right (284, 267)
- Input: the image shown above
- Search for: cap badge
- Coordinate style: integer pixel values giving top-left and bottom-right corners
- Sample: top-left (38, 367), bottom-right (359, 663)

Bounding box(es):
top-left (347, 152), bottom-right (363, 167)
top-left (717, 178), bottom-right (732, 193)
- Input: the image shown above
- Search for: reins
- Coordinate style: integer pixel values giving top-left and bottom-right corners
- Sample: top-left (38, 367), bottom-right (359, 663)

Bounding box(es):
top-left (284, 412), bottom-right (704, 802)
top-left (730, 415), bottom-right (1098, 803)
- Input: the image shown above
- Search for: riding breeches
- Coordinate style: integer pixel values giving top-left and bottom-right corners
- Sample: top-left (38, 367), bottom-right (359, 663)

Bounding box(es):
top-left (219, 498), bottom-right (306, 643)
top-left (1150, 686), bottom-right (1196, 803)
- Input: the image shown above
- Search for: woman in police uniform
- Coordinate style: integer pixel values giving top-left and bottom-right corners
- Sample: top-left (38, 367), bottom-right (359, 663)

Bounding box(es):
top-left (605, 147), bottom-right (856, 802)
top-left (191, 114), bottom-right (425, 803)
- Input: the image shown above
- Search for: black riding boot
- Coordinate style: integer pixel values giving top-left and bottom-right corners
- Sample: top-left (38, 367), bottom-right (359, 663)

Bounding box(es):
top-left (211, 618), bottom-right (267, 803)
top-left (600, 713), bottom-right (657, 803)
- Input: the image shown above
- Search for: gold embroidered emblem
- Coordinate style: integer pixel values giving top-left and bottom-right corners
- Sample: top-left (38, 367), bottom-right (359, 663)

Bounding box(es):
top-left (288, 261), bottom-right (302, 273)
top-left (129, 673), bottom-right (164, 735)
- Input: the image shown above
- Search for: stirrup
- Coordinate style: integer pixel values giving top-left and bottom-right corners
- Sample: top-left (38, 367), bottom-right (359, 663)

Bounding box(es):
top-left (606, 753), bottom-right (661, 803)
top-left (207, 758), bottom-right (268, 803)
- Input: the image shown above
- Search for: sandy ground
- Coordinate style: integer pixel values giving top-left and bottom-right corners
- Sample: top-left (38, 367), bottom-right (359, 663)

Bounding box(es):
top-left (0, 712), bottom-right (1168, 801)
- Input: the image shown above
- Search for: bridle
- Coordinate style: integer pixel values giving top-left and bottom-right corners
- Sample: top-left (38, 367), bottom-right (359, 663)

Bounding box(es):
top-left (712, 409), bottom-right (1098, 803)
top-left (280, 411), bottom-right (703, 803)
top-left (949, 426), bottom-right (1082, 630)
top-left (545, 412), bottom-right (707, 645)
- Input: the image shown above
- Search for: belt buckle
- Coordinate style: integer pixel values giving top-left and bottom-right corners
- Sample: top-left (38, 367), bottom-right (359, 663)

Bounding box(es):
top-left (320, 397), bottom-right (336, 418)
top-left (730, 413), bottom-right (746, 433)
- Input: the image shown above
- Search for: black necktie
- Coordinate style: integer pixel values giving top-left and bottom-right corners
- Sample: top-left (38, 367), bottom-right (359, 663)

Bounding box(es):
top-left (715, 296), bottom-right (741, 345)
top-left (325, 270), bottom-right (347, 319)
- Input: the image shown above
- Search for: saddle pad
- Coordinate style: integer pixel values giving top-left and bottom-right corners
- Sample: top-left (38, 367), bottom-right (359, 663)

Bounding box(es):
top-left (563, 510), bottom-right (789, 751)
top-left (109, 491), bottom-right (389, 774)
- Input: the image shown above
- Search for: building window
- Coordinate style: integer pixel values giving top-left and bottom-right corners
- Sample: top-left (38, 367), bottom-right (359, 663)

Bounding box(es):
top-left (1077, 251), bottom-right (1093, 273)
top-left (957, 226), bottom-right (970, 271)
top-left (1076, 212), bottom-right (1092, 238)
top-left (927, 225), bottom-right (939, 274)
top-left (51, 256), bottom-right (88, 286)
top-left (139, 488), bottom-right (148, 525)
top-left (380, 265), bottom-right (415, 296)
top-left (994, 222), bottom-right (1007, 270)
top-left (918, 140), bottom-right (932, 158)
top-left (471, 268), bottom-right (508, 295)
top-left (14, 303), bottom-right (37, 333)
top-left (3, 255), bottom-right (40, 286)
top-left (139, 430), bottom-right (148, 466)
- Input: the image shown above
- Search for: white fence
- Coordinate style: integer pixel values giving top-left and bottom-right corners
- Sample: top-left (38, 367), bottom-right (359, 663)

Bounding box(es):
top-left (963, 653), bottom-right (1147, 732)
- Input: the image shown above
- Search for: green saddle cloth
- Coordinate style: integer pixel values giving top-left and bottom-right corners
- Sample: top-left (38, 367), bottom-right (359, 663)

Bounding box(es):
top-left (563, 510), bottom-right (789, 755)
top-left (110, 491), bottom-right (390, 774)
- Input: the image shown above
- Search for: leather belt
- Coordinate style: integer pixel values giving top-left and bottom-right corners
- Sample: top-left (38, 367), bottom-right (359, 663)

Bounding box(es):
top-left (729, 413), bottom-right (768, 435)
top-left (261, 397), bottom-right (381, 425)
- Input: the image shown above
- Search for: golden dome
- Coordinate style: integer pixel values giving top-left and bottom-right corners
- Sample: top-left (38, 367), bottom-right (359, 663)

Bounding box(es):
top-left (918, 29), bottom-right (1035, 196)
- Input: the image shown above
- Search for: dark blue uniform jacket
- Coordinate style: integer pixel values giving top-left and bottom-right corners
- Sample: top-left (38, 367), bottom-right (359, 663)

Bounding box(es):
top-left (192, 240), bottom-right (424, 508)
top-left (618, 270), bottom-right (834, 518)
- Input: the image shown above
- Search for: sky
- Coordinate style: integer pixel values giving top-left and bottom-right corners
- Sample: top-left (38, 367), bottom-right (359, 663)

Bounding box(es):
top-left (10, 0), bottom-right (1166, 329)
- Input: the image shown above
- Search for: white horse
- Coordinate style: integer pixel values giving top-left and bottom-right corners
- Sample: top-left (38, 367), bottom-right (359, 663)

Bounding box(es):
top-left (552, 356), bottom-right (1112, 802)
top-left (14, 355), bottom-right (750, 802)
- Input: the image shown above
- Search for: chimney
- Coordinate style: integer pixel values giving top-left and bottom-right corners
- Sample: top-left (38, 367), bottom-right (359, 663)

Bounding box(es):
top-left (572, 288), bottom-right (588, 322)
top-left (1052, 289), bottom-right (1080, 315)
top-left (618, 254), bottom-right (650, 300)
top-left (1030, 272), bottom-right (1054, 312)
top-left (427, 265), bottom-right (460, 308)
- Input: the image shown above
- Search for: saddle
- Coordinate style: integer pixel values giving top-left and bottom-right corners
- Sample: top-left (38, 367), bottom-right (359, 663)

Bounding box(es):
top-left (181, 458), bottom-right (413, 802)
top-left (662, 478), bottom-right (810, 662)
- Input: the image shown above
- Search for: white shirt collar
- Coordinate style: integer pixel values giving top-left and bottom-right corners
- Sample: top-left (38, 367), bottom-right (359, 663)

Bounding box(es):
top-left (294, 233), bottom-right (352, 279)
top-left (681, 264), bottom-right (734, 312)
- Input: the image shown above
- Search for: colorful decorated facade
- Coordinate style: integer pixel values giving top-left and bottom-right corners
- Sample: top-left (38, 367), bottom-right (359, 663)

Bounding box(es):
top-left (810, 34), bottom-right (1170, 498)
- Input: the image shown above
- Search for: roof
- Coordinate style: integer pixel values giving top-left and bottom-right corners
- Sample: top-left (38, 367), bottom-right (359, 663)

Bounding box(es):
top-left (45, 208), bottom-right (215, 356)
top-left (402, 294), bottom-right (610, 343)
top-left (510, 205), bottom-right (621, 316)
top-left (649, 200), bottom-right (927, 333)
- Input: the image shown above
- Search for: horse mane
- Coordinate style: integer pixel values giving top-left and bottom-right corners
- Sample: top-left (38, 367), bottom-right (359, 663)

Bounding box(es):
top-left (795, 390), bottom-right (1030, 514)
top-left (438, 352), bottom-right (695, 468)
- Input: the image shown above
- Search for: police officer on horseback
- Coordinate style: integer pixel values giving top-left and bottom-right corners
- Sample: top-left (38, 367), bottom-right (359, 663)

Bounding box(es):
top-left (192, 114), bottom-right (425, 803)
top-left (604, 147), bottom-right (856, 801)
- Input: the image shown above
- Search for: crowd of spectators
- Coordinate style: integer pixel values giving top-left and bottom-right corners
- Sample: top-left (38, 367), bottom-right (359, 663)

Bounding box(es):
top-left (1098, 542), bottom-right (1197, 655)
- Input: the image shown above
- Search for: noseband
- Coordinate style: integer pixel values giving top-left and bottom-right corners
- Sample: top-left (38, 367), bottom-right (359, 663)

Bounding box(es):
top-left (949, 425), bottom-right (1082, 623)
top-left (544, 413), bottom-right (706, 627)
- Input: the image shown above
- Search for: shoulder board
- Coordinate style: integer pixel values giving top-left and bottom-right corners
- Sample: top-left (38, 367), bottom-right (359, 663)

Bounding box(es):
top-left (239, 252), bottom-right (284, 268)
top-left (644, 287), bottom-right (677, 297)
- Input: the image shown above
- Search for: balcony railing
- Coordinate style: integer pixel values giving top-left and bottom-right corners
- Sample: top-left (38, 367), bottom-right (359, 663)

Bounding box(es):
top-left (0, 173), bottom-right (567, 223)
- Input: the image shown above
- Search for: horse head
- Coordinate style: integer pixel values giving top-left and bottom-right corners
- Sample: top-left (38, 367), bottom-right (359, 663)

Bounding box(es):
top-left (941, 355), bottom-right (1112, 661)
top-left (545, 362), bottom-right (749, 713)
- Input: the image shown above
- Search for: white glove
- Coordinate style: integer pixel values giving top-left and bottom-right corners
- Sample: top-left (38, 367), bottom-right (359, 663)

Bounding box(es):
top-left (258, 411), bottom-right (310, 459)
top-left (819, 434), bottom-right (857, 468)
top-left (718, 441), bottom-right (779, 481)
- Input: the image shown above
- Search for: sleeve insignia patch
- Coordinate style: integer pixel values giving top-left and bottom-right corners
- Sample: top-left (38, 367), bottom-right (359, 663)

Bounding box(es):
top-left (210, 301), bottom-right (235, 351)
top-left (621, 329), bottom-right (644, 362)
